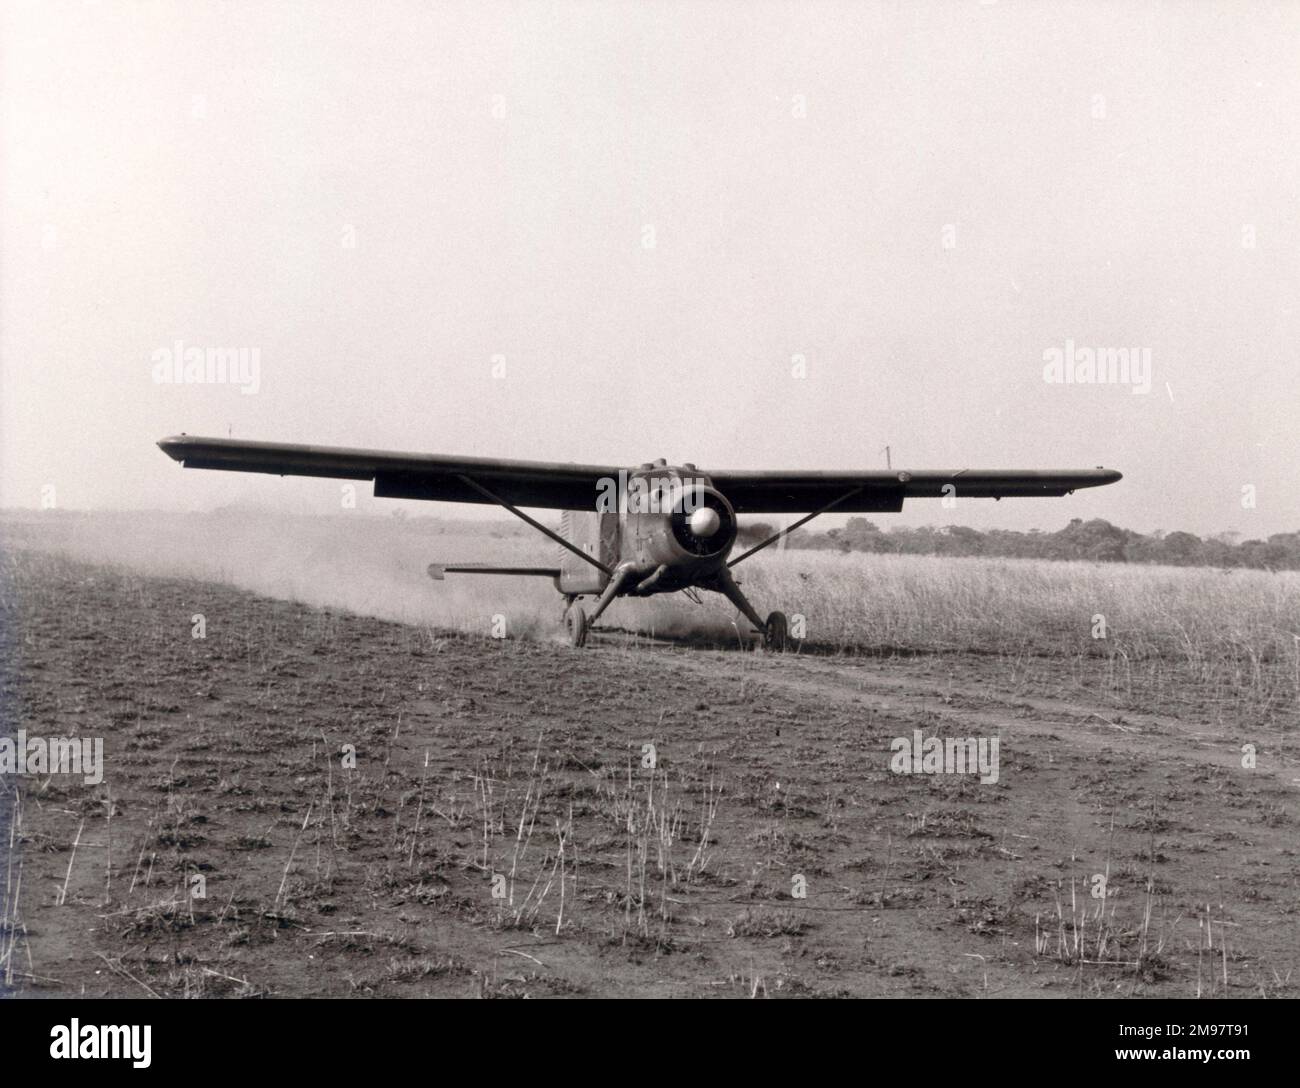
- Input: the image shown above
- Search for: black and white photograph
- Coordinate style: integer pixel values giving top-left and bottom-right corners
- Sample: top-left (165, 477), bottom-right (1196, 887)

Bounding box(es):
top-left (1, 0), bottom-right (1296, 1050)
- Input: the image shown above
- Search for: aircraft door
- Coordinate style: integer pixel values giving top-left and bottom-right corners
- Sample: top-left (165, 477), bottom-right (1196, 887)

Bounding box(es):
top-left (556, 511), bottom-right (617, 595)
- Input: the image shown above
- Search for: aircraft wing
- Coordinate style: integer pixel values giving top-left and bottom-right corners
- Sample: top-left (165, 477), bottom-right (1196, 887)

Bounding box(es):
top-left (158, 435), bottom-right (1121, 514)
top-left (705, 467), bottom-right (1122, 513)
top-left (157, 435), bottom-right (619, 509)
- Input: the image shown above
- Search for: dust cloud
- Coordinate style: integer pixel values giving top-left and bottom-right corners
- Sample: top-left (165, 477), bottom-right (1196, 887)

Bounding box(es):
top-left (0, 511), bottom-right (741, 643)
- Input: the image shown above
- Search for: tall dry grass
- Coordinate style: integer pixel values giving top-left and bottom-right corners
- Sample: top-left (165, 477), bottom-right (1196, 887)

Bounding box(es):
top-left (745, 548), bottom-right (1299, 661)
top-left (743, 548), bottom-right (1300, 716)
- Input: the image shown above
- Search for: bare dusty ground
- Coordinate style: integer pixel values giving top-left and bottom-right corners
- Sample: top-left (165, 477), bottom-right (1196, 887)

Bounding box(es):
top-left (2, 548), bottom-right (1298, 998)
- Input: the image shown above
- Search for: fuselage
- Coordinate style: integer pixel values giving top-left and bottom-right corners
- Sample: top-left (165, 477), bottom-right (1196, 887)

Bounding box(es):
top-left (556, 461), bottom-right (738, 596)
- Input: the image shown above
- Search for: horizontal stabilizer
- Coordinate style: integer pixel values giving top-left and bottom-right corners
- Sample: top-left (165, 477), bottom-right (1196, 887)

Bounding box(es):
top-left (427, 563), bottom-right (561, 581)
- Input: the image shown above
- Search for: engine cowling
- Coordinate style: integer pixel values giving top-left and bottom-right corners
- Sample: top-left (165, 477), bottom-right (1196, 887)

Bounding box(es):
top-left (629, 485), bottom-right (737, 578)
top-left (669, 487), bottom-right (736, 557)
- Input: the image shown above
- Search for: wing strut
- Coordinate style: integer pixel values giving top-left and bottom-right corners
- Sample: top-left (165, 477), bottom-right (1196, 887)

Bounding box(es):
top-left (727, 486), bottom-right (865, 568)
top-left (453, 474), bottom-right (613, 577)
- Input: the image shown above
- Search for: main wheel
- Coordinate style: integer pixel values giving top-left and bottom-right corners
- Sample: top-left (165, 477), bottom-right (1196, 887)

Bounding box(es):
top-left (564, 604), bottom-right (588, 648)
top-left (763, 610), bottom-right (788, 652)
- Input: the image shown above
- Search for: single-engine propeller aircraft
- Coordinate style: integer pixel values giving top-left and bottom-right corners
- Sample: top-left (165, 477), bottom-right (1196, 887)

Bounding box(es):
top-left (158, 435), bottom-right (1121, 649)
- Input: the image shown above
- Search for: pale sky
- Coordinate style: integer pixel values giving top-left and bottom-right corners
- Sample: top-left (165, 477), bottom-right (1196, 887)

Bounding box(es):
top-left (2, 0), bottom-right (1296, 536)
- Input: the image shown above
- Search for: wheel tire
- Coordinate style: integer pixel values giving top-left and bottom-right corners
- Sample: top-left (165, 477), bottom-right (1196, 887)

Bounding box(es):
top-left (763, 611), bottom-right (788, 653)
top-left (564, 604), bottom-right (588, 648)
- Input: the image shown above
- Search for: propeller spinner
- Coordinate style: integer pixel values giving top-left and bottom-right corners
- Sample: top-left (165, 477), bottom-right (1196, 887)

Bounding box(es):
top-left (688, 506), bottom-right (721, 538)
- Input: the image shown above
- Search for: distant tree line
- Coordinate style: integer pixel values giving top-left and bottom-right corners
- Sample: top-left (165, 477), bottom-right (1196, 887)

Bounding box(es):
top-left (736, 517), bottom-right (1300, 572)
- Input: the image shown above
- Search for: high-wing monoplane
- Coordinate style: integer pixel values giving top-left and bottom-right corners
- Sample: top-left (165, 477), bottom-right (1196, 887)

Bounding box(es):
top-left (158, 435), bottom-right (1121, 648)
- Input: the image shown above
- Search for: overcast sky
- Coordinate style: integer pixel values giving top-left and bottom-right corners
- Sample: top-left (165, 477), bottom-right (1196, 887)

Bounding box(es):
top-left (2, 1), bottom-right (1296, 536)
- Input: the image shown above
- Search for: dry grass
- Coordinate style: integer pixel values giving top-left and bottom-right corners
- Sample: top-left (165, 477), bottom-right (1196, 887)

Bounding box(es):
top-left (743, 549), bottom-right (1300, 718)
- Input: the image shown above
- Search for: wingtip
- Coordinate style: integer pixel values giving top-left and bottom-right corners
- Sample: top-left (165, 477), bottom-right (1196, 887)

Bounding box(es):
top-left (157, 435), bottom-right (189, 461)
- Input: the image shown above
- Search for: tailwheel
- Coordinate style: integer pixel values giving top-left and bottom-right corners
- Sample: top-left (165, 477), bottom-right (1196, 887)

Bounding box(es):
top-left (763, 610), bottom-right (788, 652)
top-left (564, 604), bottom-right (589, 648)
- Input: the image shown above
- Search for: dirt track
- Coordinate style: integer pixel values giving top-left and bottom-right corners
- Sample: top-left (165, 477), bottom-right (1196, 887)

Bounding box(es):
top-left (3, 551), bottom-right (1297, 998)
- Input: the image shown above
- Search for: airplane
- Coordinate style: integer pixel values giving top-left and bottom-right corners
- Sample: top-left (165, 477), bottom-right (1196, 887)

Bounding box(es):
top-left (157, 435), bottom-right (1121, 649)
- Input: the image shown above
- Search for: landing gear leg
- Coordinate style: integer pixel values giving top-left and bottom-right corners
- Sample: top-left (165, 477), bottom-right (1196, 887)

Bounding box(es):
top-left (712, 567), bottom-right (788, 652)
top-left (585, 569), bottom-right (630, 627)
top-left (563, 569), bottom-right (630, 647)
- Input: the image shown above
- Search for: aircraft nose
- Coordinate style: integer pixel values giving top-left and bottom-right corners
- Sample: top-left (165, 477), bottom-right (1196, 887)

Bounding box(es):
top-left (689, 506), bottom-right (721, 537)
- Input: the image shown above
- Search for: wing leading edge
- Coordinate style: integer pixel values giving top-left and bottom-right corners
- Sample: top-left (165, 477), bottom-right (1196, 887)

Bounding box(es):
top-left (157, 435), bottom-right (1121, 513)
